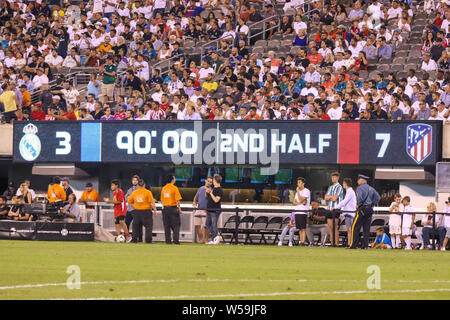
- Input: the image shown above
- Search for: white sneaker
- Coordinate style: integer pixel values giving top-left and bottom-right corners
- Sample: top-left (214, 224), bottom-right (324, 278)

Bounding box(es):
top-left (126, 236), bottom-right (132, 243)
top-left (441, 247), bottom-right (446, 251)
top-left (278, 241), bottom-right (282, 246)
top-left (405, 247), bottom-right (412, 250)
top-left (288, 242), bottom-right (293, 247)
top-left (213, 236), bottom-right (220, 244)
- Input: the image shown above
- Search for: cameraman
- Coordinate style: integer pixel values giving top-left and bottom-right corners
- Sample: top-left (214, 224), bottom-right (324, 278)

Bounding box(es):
top-left (306, 200), bottom-right (329, 246)
top-left (55, 194), bottom-right (80, 223)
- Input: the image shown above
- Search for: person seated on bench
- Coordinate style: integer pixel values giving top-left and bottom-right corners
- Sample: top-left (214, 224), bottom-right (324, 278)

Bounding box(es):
top-left (278, 212), bottom-right (298, 247)
top-left (421, 202), bottom-right (446, 250)
top-left (7, 196), bottom-right (31, 221)
top-left (306, 200), bottom-right (329, 246)
top-left (54, 194), bottom-right (80, 223)
top-left (0, 196), bottom-right (10, 220)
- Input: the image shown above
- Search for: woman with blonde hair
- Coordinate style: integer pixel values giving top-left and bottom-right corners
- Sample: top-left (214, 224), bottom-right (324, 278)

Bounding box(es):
top-left (421, 202), bottom-right (446, 250)
top-left (18, 183), bottom-right (32, 204)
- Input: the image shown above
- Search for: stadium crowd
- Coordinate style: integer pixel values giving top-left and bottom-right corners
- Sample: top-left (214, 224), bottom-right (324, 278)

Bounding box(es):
top-left (0, 0), bottom-right (450, 123)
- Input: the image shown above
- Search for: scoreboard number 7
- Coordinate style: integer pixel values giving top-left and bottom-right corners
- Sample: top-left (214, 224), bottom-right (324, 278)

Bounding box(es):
top-left (375, 133), bottom-right (390, 158)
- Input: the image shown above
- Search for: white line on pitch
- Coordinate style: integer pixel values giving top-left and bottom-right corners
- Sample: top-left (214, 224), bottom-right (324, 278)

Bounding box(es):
top-left (51, 288), bottom-right (450, 300)
top-left (2, 279), bottom-right (450, 291)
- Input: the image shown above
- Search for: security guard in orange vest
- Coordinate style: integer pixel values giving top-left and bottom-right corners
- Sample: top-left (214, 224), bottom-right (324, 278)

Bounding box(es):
top-left (127, 179), bottom-right (157, 243)
top-left (161, 175), bottom-right (183, 244)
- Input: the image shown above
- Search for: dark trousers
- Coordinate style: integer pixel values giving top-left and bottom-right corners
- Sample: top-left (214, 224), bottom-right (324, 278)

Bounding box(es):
top-left (423, 227), bottom-right (446, 247)
top-left (162, 206), bottom-right (181, 244)
top-left (125, 210), bottom-right (134, 230)
top-left (132, 210), bottom-right (153, 243)
top-left (350, 206), bottom-right (373, 249)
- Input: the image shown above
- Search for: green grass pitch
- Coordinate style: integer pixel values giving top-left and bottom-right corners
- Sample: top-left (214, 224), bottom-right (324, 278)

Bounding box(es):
top-left (0, 240), bottom-right (449, 300)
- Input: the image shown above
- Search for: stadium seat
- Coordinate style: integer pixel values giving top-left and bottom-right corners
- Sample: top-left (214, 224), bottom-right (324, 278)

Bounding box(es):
top-left (245, 216), bottom-right (269, 244)
top-left (218, 215), bottom-right (240, 244)
top-left (254, 40), bottom-right (267, 47)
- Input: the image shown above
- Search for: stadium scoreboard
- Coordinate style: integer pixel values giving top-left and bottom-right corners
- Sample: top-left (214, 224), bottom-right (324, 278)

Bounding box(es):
top-left (13, 121), bottom-right (442, 166)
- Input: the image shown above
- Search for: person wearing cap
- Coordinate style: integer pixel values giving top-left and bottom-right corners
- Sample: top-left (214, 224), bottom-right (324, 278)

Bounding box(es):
top-left (31, 103), bottom-right (46, 121)
top-left (161, 175), bottom-right (183, 244)
top-left (47, 177), bottom-right (67, 204)
top-left (127, 179), bottom-right (158, 243)
top-left (350, 174), bottom-right (381, 249)
top-left (79, 183), bottom-right (100, 205)
top-left (2, 181), bottom-right (16, 201)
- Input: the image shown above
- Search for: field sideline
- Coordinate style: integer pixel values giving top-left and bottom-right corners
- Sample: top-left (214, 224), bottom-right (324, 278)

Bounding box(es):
top-left (0, 241), bottom-right (449, 300)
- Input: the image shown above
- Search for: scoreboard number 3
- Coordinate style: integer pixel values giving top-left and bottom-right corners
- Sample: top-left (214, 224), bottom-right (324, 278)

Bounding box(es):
top-left (56, 131), bottom-right (72, 155)
top-left (375, 133), bottom-right (390, 158)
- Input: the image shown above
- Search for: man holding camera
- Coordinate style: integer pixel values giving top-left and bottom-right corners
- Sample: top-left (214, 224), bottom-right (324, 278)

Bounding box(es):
top-left (52, 194), bottom-right (80, 223)
top-left (306, 200), bottom-right (329, 246)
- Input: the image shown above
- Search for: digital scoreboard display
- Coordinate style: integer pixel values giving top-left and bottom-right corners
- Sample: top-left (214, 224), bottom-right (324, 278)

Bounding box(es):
top-left (13, 121), bottom-right (442, 167)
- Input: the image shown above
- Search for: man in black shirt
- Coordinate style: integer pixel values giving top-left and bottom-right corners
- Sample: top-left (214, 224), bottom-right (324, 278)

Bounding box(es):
top-left (306, 200), bottom-right (329, 246)
top-left (126, 69), bottom-right (146, 97)
top-left (61, 177), bottom-right (74, 199)
top-left (206, 174), bottom-right (223, 245)
top-left (0, 196), bottom-right (10, 220)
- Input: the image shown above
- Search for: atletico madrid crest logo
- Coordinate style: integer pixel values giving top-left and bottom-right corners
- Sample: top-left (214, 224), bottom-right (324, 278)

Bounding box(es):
top-left (406, 124), bottom-right (432, 164)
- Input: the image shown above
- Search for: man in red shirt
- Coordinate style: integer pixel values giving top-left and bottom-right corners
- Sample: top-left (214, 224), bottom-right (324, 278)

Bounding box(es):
top-left (104, 180), bottom-right (131, 242)
top-left (54, 104), bottom-right (77, 120)
top-left (31, 103), bottom-right (45, 120)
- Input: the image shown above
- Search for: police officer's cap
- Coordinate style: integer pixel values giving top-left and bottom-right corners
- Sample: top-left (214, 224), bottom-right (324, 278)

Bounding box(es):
top-left (358, 174), bottom-right (370, 180)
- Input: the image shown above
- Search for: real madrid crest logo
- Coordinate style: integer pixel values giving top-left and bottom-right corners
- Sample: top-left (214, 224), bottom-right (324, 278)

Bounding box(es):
top-left (19, 124), bottom-right (41, 161)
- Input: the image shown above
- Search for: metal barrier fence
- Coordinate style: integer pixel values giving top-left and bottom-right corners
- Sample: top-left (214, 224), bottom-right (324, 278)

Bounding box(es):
top-left (76, 202), bottom-right (448, 246)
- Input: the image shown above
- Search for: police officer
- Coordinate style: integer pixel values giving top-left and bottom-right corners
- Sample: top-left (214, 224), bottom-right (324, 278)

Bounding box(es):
top-left (350, 174), bottom-right (381, 249)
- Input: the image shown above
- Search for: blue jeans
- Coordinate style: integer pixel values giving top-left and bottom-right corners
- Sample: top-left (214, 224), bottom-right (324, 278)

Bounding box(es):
top-left (206, 210), bottom-right (221, 240)
top-left (280, 226), bottom-right (298, 244)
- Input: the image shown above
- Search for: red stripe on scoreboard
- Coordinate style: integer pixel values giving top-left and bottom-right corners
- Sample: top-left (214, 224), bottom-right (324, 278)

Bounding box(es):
top-left (338, 122), bottom-right (360, 164)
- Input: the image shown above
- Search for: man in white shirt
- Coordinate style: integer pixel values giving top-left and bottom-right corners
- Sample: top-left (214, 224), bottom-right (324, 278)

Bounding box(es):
top-left (303, 65), bottom-right (321, 84)
top-left (116, 2), bottom-right (130, 18)
top-left (387, 1), bottom-right (402, 20)
top-left (32, 68), bottom-right (49, 89)
top-left (45, 49), bottom-right (63, 69)
top-left (421, 52), bottom-right (438, 72)
top-left (198, 61), bottom-right (215, 81)
top-left (61, 80), bottom-right (80, 105)
top-left (104, 0), bottom-right (118, 18)
top-left (293, 177), bottom-right (310, 246)
top-left (62, 48), bottom-right (81, 68)
top-left (333, 178), bottom-right (357, 248)
top-left (300, 82), bottom-right (318, 98)
top-left (332, 52), bottom-right (345, 71)
top-left (133, 55), bottom-right (149, 81)
top-left (327, 100), bottom-right (343, 120)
